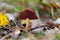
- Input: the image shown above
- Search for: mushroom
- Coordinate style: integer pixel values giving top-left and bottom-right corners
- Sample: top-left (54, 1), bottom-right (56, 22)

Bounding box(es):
top-left (18, 8), bottom-right (38, 32)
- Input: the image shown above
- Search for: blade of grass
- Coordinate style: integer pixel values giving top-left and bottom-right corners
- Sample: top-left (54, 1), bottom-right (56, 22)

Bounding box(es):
top-left (39, 1), bottom-right (55, 19)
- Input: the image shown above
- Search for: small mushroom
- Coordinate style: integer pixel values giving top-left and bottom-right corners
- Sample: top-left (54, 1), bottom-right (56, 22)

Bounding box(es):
top-left (50, 3), bottom-right (59, 9)
top-left (18, 8), bottom-right (38, 32)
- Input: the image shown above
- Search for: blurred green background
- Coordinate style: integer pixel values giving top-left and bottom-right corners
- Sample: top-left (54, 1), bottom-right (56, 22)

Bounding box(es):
top-left (0, 0), bottom-right (40, 8)
top-left (0, 0), bottom-right (60, 10)
top-left (0, 0), bottom-right (60, 7)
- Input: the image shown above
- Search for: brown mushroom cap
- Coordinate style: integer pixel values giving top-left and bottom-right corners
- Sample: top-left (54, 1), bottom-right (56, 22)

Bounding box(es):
top-left (18, 8), bottom-right (38, 20)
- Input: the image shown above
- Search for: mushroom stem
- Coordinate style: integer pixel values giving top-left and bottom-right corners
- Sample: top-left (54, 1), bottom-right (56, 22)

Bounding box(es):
top-left (26, 18), bottom-right (30, 32)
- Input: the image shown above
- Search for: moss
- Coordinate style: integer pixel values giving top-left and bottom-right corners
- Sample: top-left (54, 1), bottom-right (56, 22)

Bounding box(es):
top-left (35, 31), bottom-right (43, 38)
top-left (56, 34), bottom-right (60, 40)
